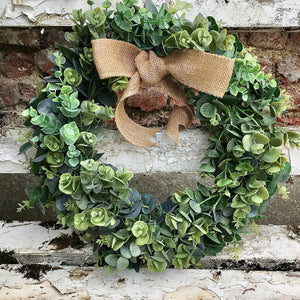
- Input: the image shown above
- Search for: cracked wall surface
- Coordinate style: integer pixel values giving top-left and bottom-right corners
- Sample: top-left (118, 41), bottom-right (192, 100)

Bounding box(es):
top-left (0, 0), bottom-right (299, 27)
top-left (0, 222), bottom-right (299, 299)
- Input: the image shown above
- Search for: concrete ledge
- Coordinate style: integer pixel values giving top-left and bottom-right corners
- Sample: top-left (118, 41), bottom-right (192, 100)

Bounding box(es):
top-left (1, 266), bottom-right (300, 300)
top-left (0, 0), bottom-right (299, 28)
top-left (0, 222), bottom-right (299, 299)
top-left (0, 222), bottom-right (299, 270)
top-left (1, 128), bottom-right (300, 224)
top-left (0, 173), bottom-right (300, 224)
top-left (1, 128), bottom-right (300, 175)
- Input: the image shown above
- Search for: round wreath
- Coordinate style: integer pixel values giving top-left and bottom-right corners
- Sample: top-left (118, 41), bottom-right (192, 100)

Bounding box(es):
top-left (19, 0), bottom-right (299, 273)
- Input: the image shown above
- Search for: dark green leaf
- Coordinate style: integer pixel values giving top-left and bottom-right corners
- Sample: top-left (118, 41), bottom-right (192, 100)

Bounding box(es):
top-left (18, 142), bottom-right (32, 155)
top-left (29, 186), bottom-right (42, 207)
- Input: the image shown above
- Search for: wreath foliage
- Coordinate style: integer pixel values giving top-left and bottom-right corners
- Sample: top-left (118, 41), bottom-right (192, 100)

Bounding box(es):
top-left (19, 0), bottom-right (299, 273)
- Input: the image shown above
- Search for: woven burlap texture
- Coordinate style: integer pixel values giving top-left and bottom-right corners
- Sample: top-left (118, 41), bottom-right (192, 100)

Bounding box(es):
top-left (92, 39), bottom-right (234, 147)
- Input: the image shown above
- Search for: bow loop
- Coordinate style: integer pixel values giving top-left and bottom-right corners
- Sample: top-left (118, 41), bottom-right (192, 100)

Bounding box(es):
top-left (92, 39), bottom-right (234, 147)
top-left (135, 51), bottom-right (167, 86)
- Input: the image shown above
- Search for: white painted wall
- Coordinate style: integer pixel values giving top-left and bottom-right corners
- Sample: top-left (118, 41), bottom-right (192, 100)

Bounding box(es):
top-left (0, 0), bottom-right (299, 27)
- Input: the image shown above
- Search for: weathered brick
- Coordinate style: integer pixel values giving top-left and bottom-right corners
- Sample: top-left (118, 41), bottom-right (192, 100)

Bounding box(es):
top-left (126, 88), bottom-right (167, 111)
top-left (258, 58), bottom-right (275, 76)
top-left (0, 28), bottom-right (40, 47)
top-left (290, 32), bottom-right (300, 46)
top-left (248, 32), bottom-right (288, 49)
top-left (0, 81), bottom-right (38, 107)
top-left (234, 32), bottom-right (250, 47)
top-left (278, 56), bottom-right (300, 83)
top-left (279, 76), bottom-right (300, 124)
top-left (43, 29), bottom-right (70, 48)
top-left (35, 49), bottom-right (55, 74)
top-left (18, 83), bottom-right (39, 103)
top-left (277, 117), bottom-right (300, 126)
top-left (0, 82), bottom-right (19, 106)
top-left (0, 51), bottom-right (35, 79)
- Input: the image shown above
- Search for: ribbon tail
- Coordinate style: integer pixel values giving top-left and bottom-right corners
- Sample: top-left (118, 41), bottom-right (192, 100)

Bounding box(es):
top-left (160, 77), bottom-right (194, 145)
top-left (115, 72), bottom-right (162, 147)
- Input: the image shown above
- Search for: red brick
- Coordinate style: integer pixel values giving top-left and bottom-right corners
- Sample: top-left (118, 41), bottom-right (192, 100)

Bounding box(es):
top-left (279, 77), bottom-right (300, 119)
top-left (0, 80), bottom-right (38, 107)
top-left (0, 82), bottom-right (19, 106)
top-left (258, 58), bottom-right (275, 76)
top-left (126, 88), bottom-right (167, 111)
top-left (277, 117), bottom-right (300, 126)
top-left (278, 56), bottom-right (300, 83)
top-left (0, 29), bottom-right (40, 48)
top-left (290, 32), bottom-right (300, 46)
top-left (18, 83), bottom-right (39, 103)
top-left (43, 29), bottom-right (70, 48)
top-left (0, 51), bottom-right (35, 79)
top-left (36, 49), bottom-right (55, 74)
top-left (248, 32), bottom-right (288, 50)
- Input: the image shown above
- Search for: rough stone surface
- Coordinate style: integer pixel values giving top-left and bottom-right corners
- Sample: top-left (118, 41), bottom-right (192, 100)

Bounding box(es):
top-left (35, 49), bottom-right (55, 74)
top-left (0, 174), bottom-right (56, 221)
top-left (0, 81), bottom-right (38, 107)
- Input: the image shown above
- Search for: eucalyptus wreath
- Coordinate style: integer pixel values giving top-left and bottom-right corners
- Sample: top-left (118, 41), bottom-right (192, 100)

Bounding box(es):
top-left (19, 0), bottom-right (299, 273)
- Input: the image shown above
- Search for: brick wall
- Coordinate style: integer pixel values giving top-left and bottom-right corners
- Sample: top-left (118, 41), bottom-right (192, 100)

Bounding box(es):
top-left (0, 28), bottom-right (299, 128)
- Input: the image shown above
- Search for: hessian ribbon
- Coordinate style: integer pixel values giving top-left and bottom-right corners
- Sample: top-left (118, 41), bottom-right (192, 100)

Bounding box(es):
top-left (92, 39), bottom-right (234, 147)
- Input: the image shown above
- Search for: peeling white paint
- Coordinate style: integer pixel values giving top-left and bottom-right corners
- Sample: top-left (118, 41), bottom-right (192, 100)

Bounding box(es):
top-left (0, 0), bottom-right (299, 27)
top-left (1, 266), bottom-right (300, 300)
top-left (0, 222), bottom-right (299, 266)
top-left (1, 127), bottom-right (299, 175)
top-left (0, 222), bottom-right (299, 299)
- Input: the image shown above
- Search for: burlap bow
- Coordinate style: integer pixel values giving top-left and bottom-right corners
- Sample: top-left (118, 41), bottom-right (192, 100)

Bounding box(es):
top-left (92, 39), bottom-right (234, 147)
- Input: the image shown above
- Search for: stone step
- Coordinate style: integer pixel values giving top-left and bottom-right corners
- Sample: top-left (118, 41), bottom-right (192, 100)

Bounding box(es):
top-left (1, 0), bottom-right (299, 28)
top-left (0, 128), bottom-right (300, 224)
top-left (0, 222), bottom-right (299, 270)
top-left (2, 127), bottom-right (300, 175)
top-left (0, 222), bottom-right (299, 299)
top-left (1, 265), bottom-right (300, 300)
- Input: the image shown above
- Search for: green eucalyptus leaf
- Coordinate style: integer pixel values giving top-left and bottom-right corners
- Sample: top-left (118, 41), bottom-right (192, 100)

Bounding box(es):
top-left (74, 211), bottom-right (89, 231)
top-left (19, 142), bottom-right (33, 155)
top-left (60, 122), bottom-right (80, 145)
top-left (200, 164), bottom-right (215, 173)
top-left (278, 161), bottom-right (291, 183)
top-left (262, 148), bottom-right (281, 163)
top-left (200, 102), bottom-right (214, 118)
top-left (105, 254), bottom-right (118, 267)
top-left (189, 200), bottom-right (201, 213)
top-left (254, 133), bottom-right (269, 145)
top-left (217, 178), bottom-right (233, 187)
top-left (270, 137), bottom-right (282, 147)
top-left (120, 245), bottom-right (132, 259)
top-left (129, 242), bottom-right (141, 257)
